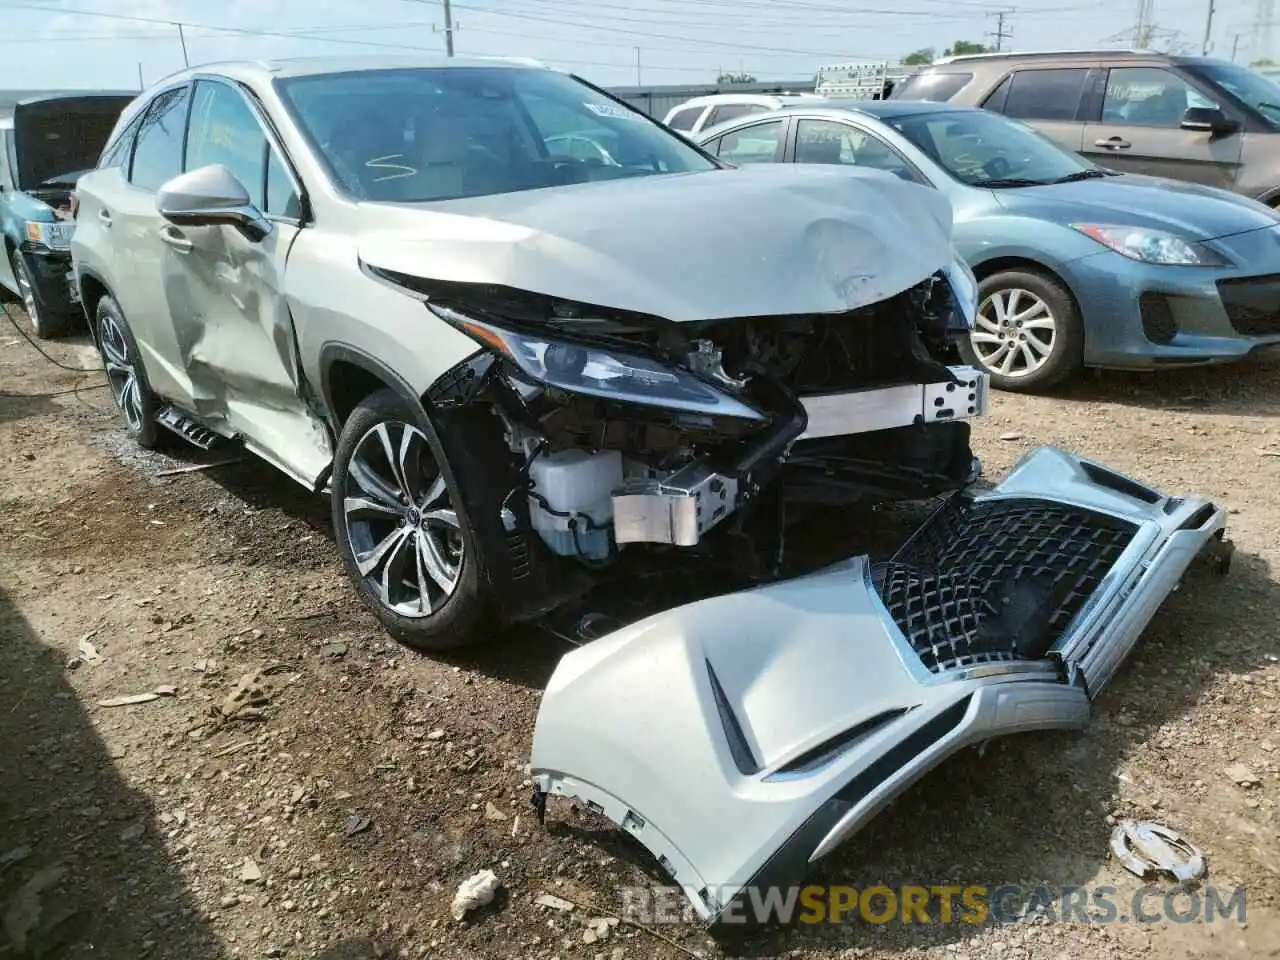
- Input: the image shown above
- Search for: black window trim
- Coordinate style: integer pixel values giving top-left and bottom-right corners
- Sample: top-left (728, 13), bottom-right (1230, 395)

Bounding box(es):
top-left (981, 66), bottom-right (1094, 122)
top-left (785, 113), bottom-right (932, 186)
top-left (187, 72), bottom-right (310, 227)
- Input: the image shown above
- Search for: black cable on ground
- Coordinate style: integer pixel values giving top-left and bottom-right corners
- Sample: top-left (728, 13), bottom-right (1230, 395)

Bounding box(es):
top-left (2, 302), bottom-right (105, 373)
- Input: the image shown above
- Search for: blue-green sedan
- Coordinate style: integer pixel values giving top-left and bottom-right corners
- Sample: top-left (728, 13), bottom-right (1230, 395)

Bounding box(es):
top-left (695, 100), bottom-right (1280, 392)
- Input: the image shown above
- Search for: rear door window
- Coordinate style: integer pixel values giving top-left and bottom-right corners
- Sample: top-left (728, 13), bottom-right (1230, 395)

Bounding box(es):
top-left (129, 85), bottom-right (192, 192)
top-left (890, 72), bottom-right (974, 102)
top-left (713, 119), bottom-right (784, 164)
top-left (987, 68), bottom-right (1090, 121)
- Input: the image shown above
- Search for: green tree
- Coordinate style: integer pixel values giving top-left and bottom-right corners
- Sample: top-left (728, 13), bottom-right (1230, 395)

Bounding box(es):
top-left (943, 40), bottom-right (993, 57)
top-left (717, 71), bottom-right (757, 84)
top-left (901, 47), bottom-right (936, 65)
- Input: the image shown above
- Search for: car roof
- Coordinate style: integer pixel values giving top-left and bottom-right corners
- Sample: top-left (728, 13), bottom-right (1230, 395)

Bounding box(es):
top-left (669, 92), bottom-right (821, 111)
top-left (695, 98), bottom-right (970, 134)
top-left (928, 50), bottom-right (1231, 67)
top-left (147, 54), bottom-right (549, 89)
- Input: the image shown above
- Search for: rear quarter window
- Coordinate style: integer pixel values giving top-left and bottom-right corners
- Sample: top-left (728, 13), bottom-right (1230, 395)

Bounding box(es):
top-left (986, 68), bottom-right (1090, 121)
top-left (667, 107), bottom-right (703, 131)
top-left (890, 73), bottom-right (974, 102)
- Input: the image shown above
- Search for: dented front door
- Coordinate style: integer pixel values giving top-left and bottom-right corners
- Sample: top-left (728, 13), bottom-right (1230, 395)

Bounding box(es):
top-left (157, 77), bottom-right (328, 483)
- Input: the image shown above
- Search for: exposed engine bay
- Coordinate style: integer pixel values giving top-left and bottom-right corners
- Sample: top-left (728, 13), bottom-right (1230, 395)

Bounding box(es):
top-left (391, 262), bottom-right (986, 597)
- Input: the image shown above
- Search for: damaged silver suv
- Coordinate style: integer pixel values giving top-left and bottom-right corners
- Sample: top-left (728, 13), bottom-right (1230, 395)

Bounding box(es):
top-left (71, 55), bottom-right (989, 648)
top-left (73, 57), bottom-right (1230, 920)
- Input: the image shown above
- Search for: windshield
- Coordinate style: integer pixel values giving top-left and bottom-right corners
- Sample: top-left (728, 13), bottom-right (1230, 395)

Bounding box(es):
top-left (889, 108), bottom-right (1095, 187)
top-left (276, 67), bottom-right (716, 203)
top-left (1186, 62), bottom-right (1280, 128)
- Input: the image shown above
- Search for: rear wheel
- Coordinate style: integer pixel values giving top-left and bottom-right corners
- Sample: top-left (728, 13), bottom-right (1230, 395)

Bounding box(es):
top-left (10, 249), bottom-right (73, 339)
top-left (958, 269), bottom-right (1083, 393)
top-left (96, 295), bottom-right (162, 449)
top-left (331, 388), bottom-right (490, 651)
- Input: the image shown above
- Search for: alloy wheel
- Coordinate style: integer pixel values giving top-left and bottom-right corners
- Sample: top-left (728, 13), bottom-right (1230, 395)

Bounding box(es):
top-left (342, 421), bottom-right (464, 618)
top-left (970, 287), bottom-right (1057, 378)
top-left (98, 312), bottom-right (145, 432)
top-left (12, 255), bottom-right (41, 332)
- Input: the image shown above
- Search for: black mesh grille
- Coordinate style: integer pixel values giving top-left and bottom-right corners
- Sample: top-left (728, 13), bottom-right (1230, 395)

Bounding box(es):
top-left (1218, 275), bottom-right (1280, 336)
top-left (1139, 292), bottom-right (1178, 344)
top-left (876, 497), bottom-right (1138, 673)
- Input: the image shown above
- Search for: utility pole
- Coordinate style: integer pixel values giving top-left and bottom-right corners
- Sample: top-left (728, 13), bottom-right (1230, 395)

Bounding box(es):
top-left (175, 21), bottom-right (190, 67)
top-left (1132, 0), bottom-right (1156, 48)
top-left (1257, 0), bottom-right (1275, 64)
top-left (634, 47), bottom-right (641, 84)
top-left (986, 9), bottom-right (1013, 51)
top-left (137, 62), bottom-right (145, 90)
top-left (1201, 0), bottom-right (1216, 54)
top-left (442, 0), bottom-right (455, 56)
top-left (1232, 32), bottom-right (1242, 59)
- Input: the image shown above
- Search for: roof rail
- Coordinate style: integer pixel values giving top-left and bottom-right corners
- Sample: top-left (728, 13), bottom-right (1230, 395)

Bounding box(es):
top-left (934, 48), bottom-right (1153, 64)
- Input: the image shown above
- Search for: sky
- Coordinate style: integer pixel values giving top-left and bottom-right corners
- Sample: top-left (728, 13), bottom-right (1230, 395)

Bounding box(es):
top-left (0, 0), bottom-right (1262, 92)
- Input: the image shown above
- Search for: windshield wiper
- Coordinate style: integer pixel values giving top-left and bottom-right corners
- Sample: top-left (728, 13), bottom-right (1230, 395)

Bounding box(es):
top-left (972, 177), bottom-right (1047, 188)
top-left (1051, 169), bottom-right (1112, 184)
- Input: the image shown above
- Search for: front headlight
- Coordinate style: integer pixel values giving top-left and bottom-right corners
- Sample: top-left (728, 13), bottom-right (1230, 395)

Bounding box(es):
top-left (24, 220), bottom-right (74, 252)
top-left (1072, 224), bottom-right (1226, 266)
top-left (429, 304), bottom-right (765, 421)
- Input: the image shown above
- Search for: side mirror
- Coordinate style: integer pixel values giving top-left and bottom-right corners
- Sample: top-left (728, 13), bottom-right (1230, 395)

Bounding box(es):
top-left (156, 164), bottom-right (271, 242)
top-left (1180, 106), bottom-right (1239, 135)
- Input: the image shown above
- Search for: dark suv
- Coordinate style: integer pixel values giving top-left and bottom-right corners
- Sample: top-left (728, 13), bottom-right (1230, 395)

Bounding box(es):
top-left (891, 51), bottom-right (1280, 206)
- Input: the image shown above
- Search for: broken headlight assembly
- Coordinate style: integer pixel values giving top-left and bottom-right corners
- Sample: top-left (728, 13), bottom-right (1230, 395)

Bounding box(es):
top-left (428, 303), bottom-right (765, 421)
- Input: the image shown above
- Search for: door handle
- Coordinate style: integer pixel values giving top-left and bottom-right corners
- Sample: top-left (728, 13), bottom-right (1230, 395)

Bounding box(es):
top-left (159, 225), bottom-right (194, 253)
top-left (1094, 137), bottom-right (1132, 149)
top-left (98, 209), bottom-right (113, 227)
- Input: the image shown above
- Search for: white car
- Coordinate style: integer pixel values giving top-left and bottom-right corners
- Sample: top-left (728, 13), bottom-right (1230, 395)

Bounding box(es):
top-left (663, 92), bottom-right (823, 135)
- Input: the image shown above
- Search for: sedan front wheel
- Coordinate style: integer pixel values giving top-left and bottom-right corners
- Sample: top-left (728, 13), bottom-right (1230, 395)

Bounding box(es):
top-left (959, 268), bottom-right (1083, 393)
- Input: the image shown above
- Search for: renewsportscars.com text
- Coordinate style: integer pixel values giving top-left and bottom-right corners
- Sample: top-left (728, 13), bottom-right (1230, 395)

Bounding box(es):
top-left (619, 883), bottom-right (1248, 926)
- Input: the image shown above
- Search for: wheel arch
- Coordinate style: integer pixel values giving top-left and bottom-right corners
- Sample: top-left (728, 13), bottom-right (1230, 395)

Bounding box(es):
top-left (318, 342), bottom-right (435, 433)
top-left (75, 266), bottom-right (112, 343)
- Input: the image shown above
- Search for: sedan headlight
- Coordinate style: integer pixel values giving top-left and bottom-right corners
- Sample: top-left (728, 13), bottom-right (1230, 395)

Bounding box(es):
top-left (1072, 224), bottom-right (1226, 266)
top-left (430, 304), bottom-right (765, 421)
top-left (25, 219), bottom-right (75, 252)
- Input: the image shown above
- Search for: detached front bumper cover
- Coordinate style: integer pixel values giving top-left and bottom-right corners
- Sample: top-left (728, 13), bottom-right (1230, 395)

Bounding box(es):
top-left (529, 446), bottom-right (1228, 928)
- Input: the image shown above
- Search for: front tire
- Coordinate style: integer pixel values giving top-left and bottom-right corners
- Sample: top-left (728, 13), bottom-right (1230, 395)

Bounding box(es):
top-left (331, 388), bottom-right (490, 652)
top-left (96, 295), bottom-right (162, 449)
top-left (958, 269), bottom-right (1083, 393)
top-left (11, 249), bottom-right (73, 339)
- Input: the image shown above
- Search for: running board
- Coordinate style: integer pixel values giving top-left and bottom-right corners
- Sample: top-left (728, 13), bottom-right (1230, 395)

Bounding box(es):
top-left (155, 406), bottom-right (225, 450)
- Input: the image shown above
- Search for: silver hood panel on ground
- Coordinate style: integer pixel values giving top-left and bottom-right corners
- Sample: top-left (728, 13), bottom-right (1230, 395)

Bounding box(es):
top-left (529, 447), bottom-right (1227, 927)
top-left (357, 165), bottom-right (955, 323)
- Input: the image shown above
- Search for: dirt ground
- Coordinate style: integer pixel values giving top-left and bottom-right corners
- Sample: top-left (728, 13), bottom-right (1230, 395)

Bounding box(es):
top-left (2, 300), bottom-right (1279, 960)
